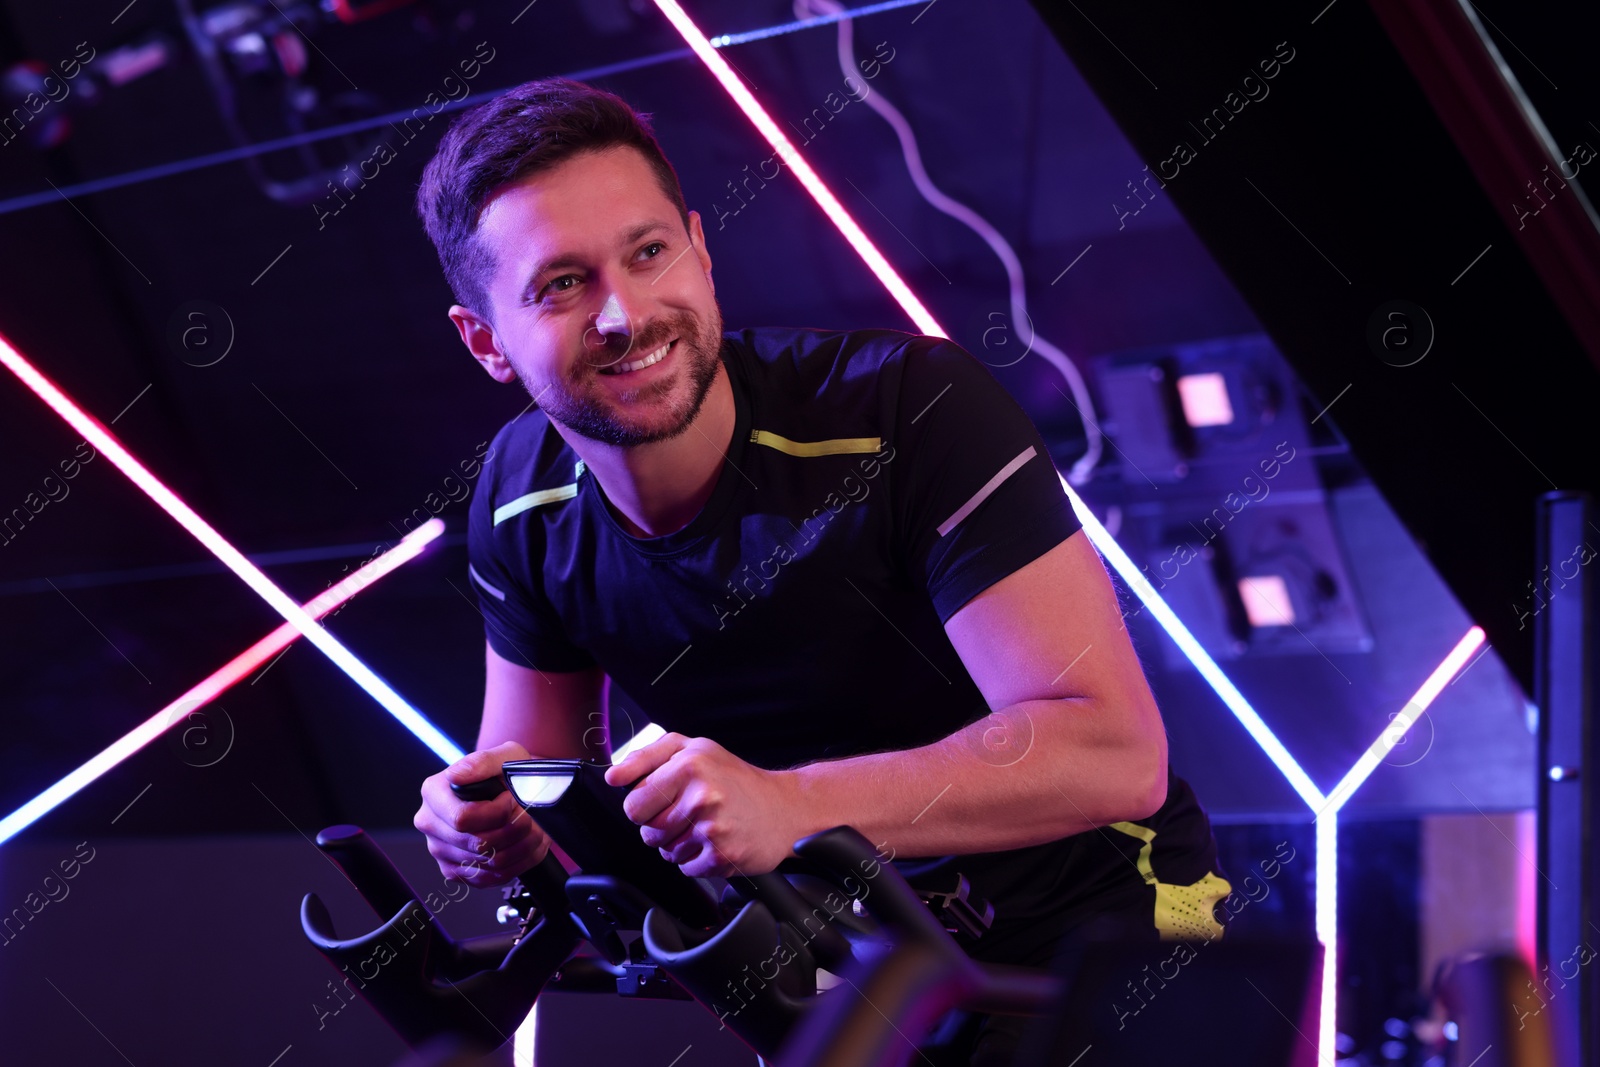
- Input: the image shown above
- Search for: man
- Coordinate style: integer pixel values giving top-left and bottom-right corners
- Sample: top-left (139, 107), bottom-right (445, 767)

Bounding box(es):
top-left (412, 77), bottom-right (1229, 1064)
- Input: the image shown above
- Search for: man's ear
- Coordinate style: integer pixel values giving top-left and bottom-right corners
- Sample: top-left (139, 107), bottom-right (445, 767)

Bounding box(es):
top-left (687, 210), bottom-right (713, 293)
top-left (448, 305), bottom-right (517, 384)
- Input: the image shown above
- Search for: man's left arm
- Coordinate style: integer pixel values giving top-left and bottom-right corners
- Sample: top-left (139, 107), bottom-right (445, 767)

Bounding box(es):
top-left (784, 525), bottom-right (1168, 859)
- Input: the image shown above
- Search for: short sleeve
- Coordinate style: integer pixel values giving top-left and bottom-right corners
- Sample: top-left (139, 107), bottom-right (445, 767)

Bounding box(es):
top-left (890, 338), bottom-right (1083, 623)
top-left (467, 458), bottom-right (597, 672)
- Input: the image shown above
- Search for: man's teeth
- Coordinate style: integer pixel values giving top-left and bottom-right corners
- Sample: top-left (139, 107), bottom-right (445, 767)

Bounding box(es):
top-left (604, 341), bottom-right (671, 375)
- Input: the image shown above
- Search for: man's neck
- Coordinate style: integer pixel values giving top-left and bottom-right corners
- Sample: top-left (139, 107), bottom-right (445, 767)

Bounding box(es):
top-left (559, 363), bottom-right (736, 539)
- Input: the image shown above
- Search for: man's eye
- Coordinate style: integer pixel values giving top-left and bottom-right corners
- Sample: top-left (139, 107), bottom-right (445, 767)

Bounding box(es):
top-left (641, 241), bottom-right (665, 259)
top-left (542, 275), bottom-right (578, 298)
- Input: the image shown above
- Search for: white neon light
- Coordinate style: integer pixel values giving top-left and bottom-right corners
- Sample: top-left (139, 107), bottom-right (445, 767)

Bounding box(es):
top-left (647, 0), bottom-right (945, 339)
top-left (513, 999), bottom-right (538, 1067)
top-left (0, 520), bottom-right (444, 846)
top-left (1315, 813), bottom-right (1338, 1065)
top-left (1319, 627), bottom-right (1486, 815)
top-left (0, 332), bottom-right (465, 765)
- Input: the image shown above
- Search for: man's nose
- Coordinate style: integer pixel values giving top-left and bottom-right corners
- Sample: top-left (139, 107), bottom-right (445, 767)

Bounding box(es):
top-left (591, 292), bottom-right (633, 342)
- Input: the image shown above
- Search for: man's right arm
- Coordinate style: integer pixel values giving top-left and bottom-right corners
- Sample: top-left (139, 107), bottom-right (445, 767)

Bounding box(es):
top-left (415, 642), bottom-right (606, 886)
top-left (479, 641), bottom-right (607, 759)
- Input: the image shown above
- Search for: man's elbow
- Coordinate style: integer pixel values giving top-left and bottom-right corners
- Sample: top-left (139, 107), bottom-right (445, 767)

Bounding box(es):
top-left (1121, 732), bottom-right (1168, 822)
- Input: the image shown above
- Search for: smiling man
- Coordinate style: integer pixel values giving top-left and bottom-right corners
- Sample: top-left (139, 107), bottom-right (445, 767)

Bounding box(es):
top-left (412, 77), bottom-right (1230, 1065)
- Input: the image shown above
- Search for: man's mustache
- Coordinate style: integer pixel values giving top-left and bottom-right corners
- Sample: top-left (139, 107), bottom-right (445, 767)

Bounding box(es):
top-left (582, 328), bottom-right (680, 371)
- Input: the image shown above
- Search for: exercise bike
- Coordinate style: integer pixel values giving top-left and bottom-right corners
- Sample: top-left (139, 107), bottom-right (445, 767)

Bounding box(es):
top-left (298, 756), bottom-right (1063, 1065)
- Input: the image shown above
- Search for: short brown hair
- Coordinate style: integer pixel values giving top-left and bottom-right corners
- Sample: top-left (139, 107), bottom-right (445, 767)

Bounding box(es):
top-left (416, 77), bottom-right (691, 321)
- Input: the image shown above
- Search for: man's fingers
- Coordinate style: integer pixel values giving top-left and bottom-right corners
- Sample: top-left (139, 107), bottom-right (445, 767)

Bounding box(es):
top-left (622, 767), bottom-right (682, 826)
top-left (622, 746), bottom-right (702, 827)
top-left (429, 833), bottom-right (548, 886)
top-left (605, 732), bottom-right (687, 788)
top-left (655, 825), bottom-right (699, 865)
top-left (417, 791), bottom-right (542, 855)
top-left (447, 790), bottom-right (523, 835)
top-left (439, 818), bottom-right (536, 860)
top-left (444, 739), bottom-right (530, 787)
top-left (640, 823), bottom-right (679, 850)
top-left (422, 768), bottom-right (523, 834)
top-left (418, 742), bottom-right (544, 887)
top-left (620, 786), bottom-right (685, 852)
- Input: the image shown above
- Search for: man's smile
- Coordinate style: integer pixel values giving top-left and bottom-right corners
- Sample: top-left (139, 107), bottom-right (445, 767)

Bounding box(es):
top-left (598, 338), bottom-right (676, 376)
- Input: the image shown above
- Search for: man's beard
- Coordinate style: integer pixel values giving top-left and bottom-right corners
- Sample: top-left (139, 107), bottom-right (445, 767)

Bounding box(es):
top-left (516, 302), bottom-right (724, 448)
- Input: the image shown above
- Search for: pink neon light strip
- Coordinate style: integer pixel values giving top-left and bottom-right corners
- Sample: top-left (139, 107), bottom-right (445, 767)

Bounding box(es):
top-left (649, 0), bottom-right (946, 339)
top-left (0, 330), bottom-right (463, 763)
top-left (1515, 811), bottom-right (1538, 975)
top-left (0, 520), bottom-right (445, 846)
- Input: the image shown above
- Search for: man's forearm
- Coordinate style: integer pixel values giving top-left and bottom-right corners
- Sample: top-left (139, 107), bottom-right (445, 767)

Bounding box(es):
top-left (782, 696), bottom-right (1167, 859)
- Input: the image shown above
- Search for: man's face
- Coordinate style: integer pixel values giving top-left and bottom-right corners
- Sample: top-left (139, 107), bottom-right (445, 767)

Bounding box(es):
top-left (460, 145), bottom-right (723, 447)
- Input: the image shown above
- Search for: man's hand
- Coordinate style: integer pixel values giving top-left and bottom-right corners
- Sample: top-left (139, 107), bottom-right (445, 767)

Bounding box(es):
top-left (415, 740), bottom-right (551, 887)
top-left (605, 733), bottom-right (800, 879)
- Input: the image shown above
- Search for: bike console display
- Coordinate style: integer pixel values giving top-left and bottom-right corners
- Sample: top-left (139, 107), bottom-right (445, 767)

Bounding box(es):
top-left (498, 758), bottom-right (722, 929)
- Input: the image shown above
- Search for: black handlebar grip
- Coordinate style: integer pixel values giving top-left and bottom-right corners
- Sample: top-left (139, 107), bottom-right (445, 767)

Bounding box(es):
top-left (450, 775), bottom-right (508, 803)
top-left (314, 824), bottom-right (425, 921)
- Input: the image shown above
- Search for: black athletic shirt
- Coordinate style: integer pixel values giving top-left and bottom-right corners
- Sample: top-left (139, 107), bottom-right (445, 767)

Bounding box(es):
top-left (467, 326), bottom-right (1223, 964)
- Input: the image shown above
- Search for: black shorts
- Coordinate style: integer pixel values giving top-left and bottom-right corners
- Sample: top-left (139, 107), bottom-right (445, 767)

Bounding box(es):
top-left (920, 888), bottom-right (1228, 1067)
